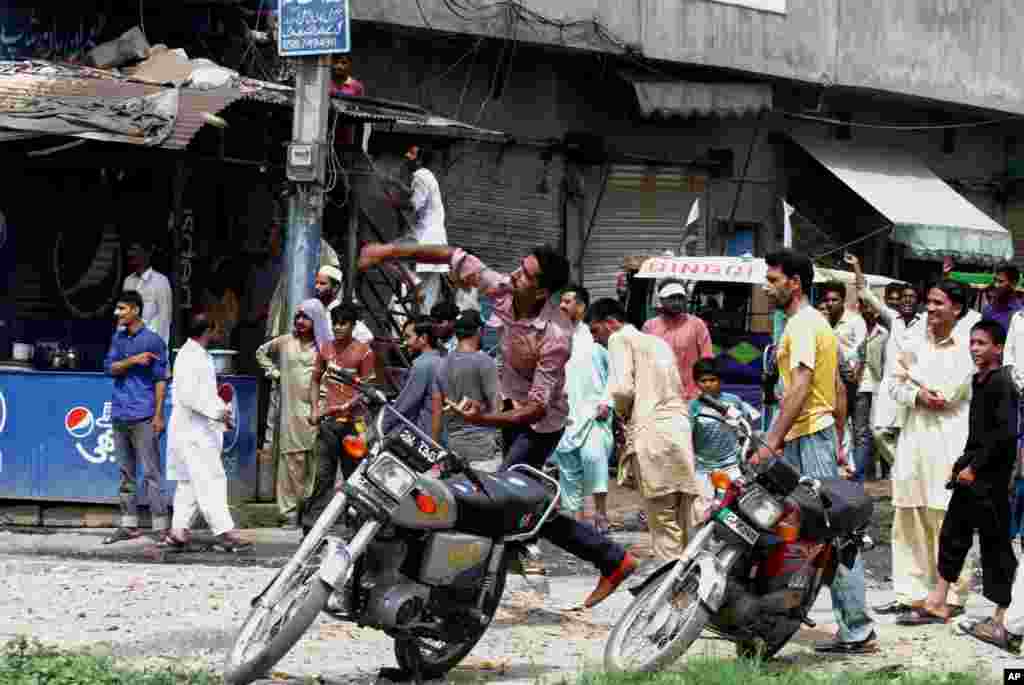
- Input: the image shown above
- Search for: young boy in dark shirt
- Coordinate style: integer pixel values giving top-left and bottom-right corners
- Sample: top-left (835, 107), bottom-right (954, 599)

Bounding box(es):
top-left (910, 320), bottom-right (1020, 651)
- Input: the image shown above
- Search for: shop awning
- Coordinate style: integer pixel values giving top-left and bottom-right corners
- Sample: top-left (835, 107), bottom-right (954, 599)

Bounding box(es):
top-left (623, 74), bottom-right (773, 118)
top-left (792, 134), bottom-right (1013, 264)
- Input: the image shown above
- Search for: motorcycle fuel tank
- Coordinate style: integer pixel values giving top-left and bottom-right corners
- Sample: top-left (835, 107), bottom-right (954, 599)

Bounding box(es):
top-left (391, 475), bottom-right (458, 529)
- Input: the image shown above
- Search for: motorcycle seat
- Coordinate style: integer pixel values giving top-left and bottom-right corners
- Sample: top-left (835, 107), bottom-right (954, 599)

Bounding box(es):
top-left (791, 478), bottom-right (873, 540)
top-left (446, 470), bottom-right (554, 537)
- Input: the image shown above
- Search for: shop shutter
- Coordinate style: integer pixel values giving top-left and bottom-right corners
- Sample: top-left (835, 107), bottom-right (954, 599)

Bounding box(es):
top-left (582, 164), bottom-right (706, 301)
top-left (443, 144), bottom-right (563, 274)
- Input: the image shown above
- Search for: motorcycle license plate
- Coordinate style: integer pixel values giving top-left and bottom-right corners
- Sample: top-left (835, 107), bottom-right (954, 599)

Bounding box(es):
top-left (393, 428), bottom-right (445, 466)
top-left (714, 507), bottom-right (759, 545)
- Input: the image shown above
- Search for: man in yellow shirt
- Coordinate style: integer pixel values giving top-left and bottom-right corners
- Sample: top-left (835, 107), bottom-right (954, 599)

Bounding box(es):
top-left (754, 248), bottom-right (877, 655)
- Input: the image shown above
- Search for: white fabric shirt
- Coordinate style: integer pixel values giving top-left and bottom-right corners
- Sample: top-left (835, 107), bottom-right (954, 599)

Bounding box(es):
top-left (888, 327), bottom-right (973, 509)
top-left (410, 168), bottom-right (448, 273)
top-left (326, 298), bottom-right (374, 344)
top-left (124, 268), bottom-right (173, 345)
top-left (166, 339), bottom-right (230, 481)
top-left (860, 286), bottom-right (923, 428)
top-left (1003, 310), bottom-right (1024, 369)
top-left (833, 309), bottom-right (867, 365)
top-left (857, 323), bottom-right (889, 394)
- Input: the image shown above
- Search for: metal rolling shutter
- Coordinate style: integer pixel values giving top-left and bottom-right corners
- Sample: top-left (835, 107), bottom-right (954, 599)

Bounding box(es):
top-left (582, 164), bottom-right (706, 301)
top-left (443, 144), bottom-right (563, 273)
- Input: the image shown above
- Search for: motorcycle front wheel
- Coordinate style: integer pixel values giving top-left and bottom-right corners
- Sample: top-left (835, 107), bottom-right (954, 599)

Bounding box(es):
top-left (224, 542), bottom-right (331, 685)
top-left (604, 561), bottom-right (710, 672)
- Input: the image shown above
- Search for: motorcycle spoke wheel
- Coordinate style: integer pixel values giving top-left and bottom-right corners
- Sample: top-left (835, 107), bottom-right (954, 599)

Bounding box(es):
top-left (224, 544), bottom-right (330, 685)
top-left (604, 564), bottom-right (710, 673)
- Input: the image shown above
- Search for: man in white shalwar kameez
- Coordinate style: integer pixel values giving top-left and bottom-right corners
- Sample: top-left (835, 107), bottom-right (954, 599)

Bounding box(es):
top-left (164, 314), bottom-right (250, 550)
top-left (883, 281), bottom-right (974, 616)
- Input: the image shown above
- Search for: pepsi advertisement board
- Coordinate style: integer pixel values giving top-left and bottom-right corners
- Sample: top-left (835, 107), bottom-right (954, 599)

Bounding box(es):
top-left (0, 370), bottom-right (257, 504)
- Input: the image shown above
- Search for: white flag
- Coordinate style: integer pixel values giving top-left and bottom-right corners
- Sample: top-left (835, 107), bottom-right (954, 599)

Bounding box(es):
top-left (685, 198), bottom-right (701, 227)
top-left (782, 199), bottom-right (794, 247)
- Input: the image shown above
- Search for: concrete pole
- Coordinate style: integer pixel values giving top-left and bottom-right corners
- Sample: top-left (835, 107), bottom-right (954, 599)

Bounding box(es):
top-left (278, 55), bottom-right (332, 520)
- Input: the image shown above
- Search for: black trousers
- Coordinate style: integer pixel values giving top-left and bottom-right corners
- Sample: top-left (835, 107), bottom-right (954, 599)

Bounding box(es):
top-left (501, 424), bottom-right (625, 577)
top-left (301, 420), bottom-right (360, 531)
top-left (938, 484), bottom-right (1018, 607)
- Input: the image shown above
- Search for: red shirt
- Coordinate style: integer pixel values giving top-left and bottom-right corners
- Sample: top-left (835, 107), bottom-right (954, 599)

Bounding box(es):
top-left (642, 315), bottom-right (713, 401)
top-left (331, 78), bottom-right (366, 146)
top-left (316, 340), bottom-right (375, 418)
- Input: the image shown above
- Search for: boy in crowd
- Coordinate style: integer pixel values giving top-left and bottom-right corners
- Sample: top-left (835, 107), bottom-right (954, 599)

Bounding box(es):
top-left (905, 321), bottom-right (1020, 652)
top-left (690, 359), bottom-right (760, 517)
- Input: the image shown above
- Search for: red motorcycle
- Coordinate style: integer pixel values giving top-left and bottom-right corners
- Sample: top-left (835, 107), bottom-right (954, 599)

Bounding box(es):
top-left (604, 394), bottom-right (874, 671)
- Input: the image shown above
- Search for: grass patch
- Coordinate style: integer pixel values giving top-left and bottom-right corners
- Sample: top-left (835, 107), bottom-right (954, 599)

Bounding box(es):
top-left (576, 658), bottom-right (992, 685)
top-left (0, 636), bottom-right (222, 685)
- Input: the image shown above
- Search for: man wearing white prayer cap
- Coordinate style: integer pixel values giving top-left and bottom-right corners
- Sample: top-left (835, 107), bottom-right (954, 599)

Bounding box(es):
top-left (315, 264), bottom-right (373, 344)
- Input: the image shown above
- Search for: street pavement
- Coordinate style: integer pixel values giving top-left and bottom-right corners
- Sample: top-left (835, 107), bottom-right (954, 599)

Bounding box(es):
top-left (0, 526), bottom-right (1020, 684)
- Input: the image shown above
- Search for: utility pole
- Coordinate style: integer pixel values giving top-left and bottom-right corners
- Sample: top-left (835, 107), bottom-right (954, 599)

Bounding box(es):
top-left (283, 56), bottom-right (332, 321)
top-left (274, 0), bottom-right (349, 516)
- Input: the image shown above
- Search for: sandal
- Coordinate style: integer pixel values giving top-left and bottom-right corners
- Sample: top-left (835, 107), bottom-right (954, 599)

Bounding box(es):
top-left (102, 527), bottom-right (142, 545)
top-left (213, 533), bottom-right (253, 552)
top-left (155, 531), bottom-right (189, 550)
top-left (963, 617), bottom-right (1023, 654)
top-left (896, 605), bottom-right (950, 625)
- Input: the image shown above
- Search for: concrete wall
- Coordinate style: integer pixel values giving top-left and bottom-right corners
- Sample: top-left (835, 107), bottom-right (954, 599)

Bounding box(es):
top-left (353, 0), bottom-right (1024, 115)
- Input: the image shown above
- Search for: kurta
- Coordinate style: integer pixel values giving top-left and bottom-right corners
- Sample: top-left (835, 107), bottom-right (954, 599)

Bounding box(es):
top-left (255, 335), bottom-right (318, 455)
top-left (607, 324), bottom-right (699, 499)
top-left (166, 339), bottom-right (230, 482)
top-left (555, 323), bottom-right (613, 455)
top-left (889, 328), bottom-right (973, 510)
top-left (858, 287), bottom-right (920, 429)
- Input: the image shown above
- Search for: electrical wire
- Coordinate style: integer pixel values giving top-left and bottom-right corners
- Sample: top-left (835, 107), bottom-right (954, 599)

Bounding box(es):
top-left (139, 0), bottom-right (146, 39)
top-left (785, 111), bottom-right (1023, 131)
top-left (415, 0), bottom-right (434, 29)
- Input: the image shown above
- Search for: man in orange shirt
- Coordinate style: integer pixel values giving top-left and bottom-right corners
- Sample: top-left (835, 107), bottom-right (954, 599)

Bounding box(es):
top-left (642, 280), bottom-right (713, 401)
top-left (302, 303), bottom-right (376, 536)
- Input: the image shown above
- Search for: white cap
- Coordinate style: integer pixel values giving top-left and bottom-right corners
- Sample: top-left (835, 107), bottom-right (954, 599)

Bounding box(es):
top-left (658, 282), bottom-right (687, 299)
top-left (318, 264), bottom-right (343, 283)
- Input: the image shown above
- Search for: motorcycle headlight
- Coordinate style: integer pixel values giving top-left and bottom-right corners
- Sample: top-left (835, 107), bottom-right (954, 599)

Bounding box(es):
top-left (738, 485), bottom-right (784, 531)
top-left (366, 454), bottom-right (417, 500)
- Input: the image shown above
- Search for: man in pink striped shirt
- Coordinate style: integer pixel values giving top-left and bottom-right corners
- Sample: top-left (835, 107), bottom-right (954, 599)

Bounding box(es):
top-left (360, 241), bottom-right (636, 608)
top-left (643, 280), bottom-right (714, 401)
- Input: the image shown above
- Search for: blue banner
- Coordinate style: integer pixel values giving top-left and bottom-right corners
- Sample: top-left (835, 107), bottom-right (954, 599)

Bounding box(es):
top-left (0, 371), bottom-right (258, 505)
top-left (278, 0), bottom-right (351, 57)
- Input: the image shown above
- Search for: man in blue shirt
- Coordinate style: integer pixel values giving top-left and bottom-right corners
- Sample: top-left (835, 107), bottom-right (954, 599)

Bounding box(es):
top-left (102, 290), bottom-right (170, 544)
top-left (382, 318), bottom-right (442, 437)
top-left (982, 263), bottom-right (1023, 334)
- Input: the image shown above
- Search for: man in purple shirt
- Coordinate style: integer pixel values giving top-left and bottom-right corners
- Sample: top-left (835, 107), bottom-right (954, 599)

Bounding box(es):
top-left (101, 290), bottom-right (170, 544)
top-left (360, 241), bottom-right (636, 608)
top-left (983, 263), bottom-right (1023, 334)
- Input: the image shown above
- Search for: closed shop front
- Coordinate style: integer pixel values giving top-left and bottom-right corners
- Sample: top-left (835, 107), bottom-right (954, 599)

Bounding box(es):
top-left (443, 143), bottom-right (563, 274)
top-left (581, 164), bottom-right (706, 301)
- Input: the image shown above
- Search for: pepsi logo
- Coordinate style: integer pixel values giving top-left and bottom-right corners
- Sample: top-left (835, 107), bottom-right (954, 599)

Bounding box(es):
top-left (0, 390), bottom-right (6, 434)
top-left (220, 383), bottom-right (240, 452)
top-left (65, 407), bottom-right (96, 439)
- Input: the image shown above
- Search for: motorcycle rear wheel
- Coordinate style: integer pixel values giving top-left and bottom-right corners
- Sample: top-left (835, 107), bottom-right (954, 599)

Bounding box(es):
top-left (224, 547), bottom-right (331, 685)
top-left (394, 553), bottom-right (508, 679)
top-left (604, 562), bottom-right (710, 672)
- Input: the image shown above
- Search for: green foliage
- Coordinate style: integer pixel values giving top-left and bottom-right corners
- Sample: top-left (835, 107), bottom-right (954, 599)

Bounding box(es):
top-left (577, 657), bottom-right (993, 685)
top-left (0, 636), bottom-right (222, 685)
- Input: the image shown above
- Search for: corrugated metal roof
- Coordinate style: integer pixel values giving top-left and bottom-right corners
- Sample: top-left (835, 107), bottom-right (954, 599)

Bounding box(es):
top-left (0, 62), bottom-right (503, 151)
top-left (0, 62), bottom-right (292, 150)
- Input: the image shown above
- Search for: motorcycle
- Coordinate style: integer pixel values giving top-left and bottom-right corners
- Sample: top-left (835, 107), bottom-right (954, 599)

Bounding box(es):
top-left (604, 394), bottom-right (875, 671)
top-left (224, 370), bottom-right (560, 684)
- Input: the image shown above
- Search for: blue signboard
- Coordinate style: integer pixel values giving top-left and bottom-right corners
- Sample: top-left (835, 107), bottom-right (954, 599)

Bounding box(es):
top-left (0, 370), bottom-right (258, 505)
top-left (278, 0), bottom-right (351, 57)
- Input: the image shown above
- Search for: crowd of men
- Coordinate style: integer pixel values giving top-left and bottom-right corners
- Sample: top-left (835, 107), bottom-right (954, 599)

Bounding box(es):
top-left (89, 112), bottom-right (1024, 651)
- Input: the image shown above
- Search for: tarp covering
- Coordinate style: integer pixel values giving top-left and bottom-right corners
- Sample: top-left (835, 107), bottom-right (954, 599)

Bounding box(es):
top-left (792, 134), bottom-right (1013, 265)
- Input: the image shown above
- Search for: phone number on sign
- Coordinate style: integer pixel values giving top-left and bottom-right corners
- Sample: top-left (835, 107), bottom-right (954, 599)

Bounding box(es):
top-left (283, 37), bottom-right (338, 51)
